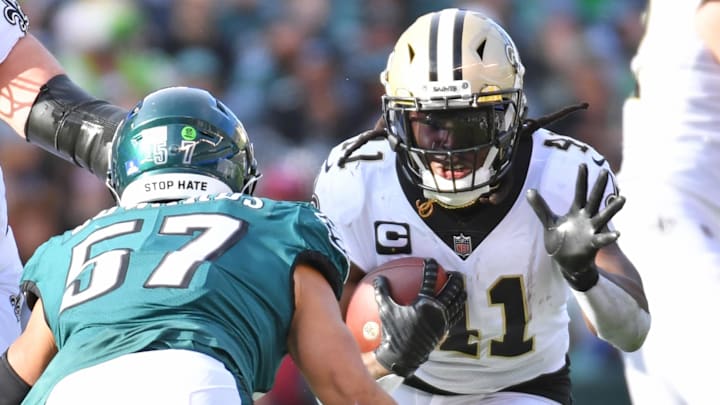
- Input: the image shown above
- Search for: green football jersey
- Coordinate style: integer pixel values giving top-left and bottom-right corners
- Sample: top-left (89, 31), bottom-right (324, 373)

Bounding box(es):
top-left (20, 193), bottom-right (349, 404)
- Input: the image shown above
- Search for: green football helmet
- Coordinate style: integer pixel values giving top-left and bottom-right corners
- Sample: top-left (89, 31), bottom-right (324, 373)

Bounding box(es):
top-left (108, 86), bottom-right (259, 206)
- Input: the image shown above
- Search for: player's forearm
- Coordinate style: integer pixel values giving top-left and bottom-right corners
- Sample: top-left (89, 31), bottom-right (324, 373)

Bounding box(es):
top-left (314, 378), bottom-right (397, 405)
top-left (307, 350), bottom-right (395, 405)
top-left (573, 273), bottom-right (651, 352)
top-left (25, 74), bottom-right (126, 180)
top-left (0, 34), bottom-right (64, 138)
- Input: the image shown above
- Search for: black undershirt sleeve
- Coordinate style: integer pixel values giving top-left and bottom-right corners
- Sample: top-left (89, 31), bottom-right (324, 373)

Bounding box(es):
top-left (0, 350), bottom-right (31, 405)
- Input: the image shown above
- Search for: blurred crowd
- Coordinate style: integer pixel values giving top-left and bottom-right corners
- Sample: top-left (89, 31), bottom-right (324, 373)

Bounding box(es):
top-left (1, 0), bottom-right (646, 403)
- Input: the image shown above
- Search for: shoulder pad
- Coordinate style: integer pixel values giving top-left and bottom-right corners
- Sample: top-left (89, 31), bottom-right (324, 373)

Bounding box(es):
top-left (531, 129), bottom-right (618, 210)
top-left (313, 136), bottom-right (394, 226)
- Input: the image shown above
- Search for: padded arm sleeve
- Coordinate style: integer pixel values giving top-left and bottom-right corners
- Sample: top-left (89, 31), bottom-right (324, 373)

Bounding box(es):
top-left (25, 74), bottom-right (127, 180)
top-left (572, 275), bottom-right (651, 352)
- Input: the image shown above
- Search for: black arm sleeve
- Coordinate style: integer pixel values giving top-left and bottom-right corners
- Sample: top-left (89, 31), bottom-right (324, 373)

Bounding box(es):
top-left (294, 250), bottom-right (344, 300)
top-left (0, 350), bottom-right (31, 405)
top-left (24, 74), bottom-right (127, 180)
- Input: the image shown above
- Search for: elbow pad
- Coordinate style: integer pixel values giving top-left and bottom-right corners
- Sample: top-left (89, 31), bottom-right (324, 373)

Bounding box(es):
top-left (24, 74), bottom-right (127, 180)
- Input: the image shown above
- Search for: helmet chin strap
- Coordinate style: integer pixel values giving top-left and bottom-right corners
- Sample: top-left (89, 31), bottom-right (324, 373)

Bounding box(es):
top-left (423, 187), bottom-right (487, 208)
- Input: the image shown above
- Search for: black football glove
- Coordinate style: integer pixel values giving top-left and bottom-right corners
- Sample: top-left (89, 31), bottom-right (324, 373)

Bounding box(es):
top-left (526, 163), bottom-right (625, 291)
top-left (373, 258), bottom-right (466, 377)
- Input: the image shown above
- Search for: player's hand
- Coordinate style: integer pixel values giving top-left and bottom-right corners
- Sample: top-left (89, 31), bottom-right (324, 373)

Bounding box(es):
top-left (373, 258), bottom-right (466, 377)
top-left (526, 163), bottom-right (625, 291)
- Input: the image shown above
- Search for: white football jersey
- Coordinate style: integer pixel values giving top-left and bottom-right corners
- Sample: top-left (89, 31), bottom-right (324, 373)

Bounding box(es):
top-left (0, 166), bottom-right (23, 352)
top-left (314, 128), bottom-right (618, 394)
top-left (0, 0), bottom-right (26, 63)
top-left (621, 0), bottom-right (720, 203)
top-left (617, 1), bottom-right (720, 403)
top-left (0, 0), bottom-right (27, 352)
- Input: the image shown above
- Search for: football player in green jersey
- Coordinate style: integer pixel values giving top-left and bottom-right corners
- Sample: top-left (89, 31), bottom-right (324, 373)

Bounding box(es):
top-left (0, 87), bottom-right (408, 405)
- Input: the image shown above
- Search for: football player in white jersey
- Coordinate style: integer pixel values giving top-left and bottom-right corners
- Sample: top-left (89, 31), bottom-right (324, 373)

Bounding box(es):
top-left (313, 9), bottom-right (650, 404)
top-left (617, 1), bottom-right (720, 404)
top-left (0, 0), bottom-right (125, 355)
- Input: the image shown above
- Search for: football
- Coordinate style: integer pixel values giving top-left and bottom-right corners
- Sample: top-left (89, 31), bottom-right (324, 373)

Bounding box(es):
top-left (345, 257), bottom-right (448, 353)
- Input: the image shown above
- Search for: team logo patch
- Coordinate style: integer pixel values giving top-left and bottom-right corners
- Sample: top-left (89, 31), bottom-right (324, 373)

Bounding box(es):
top-left (2, 0), bottom-right (28, 33)
top-left (505, 43), bottom-right (517, 69)
top-left (453, 233), bottom-right (472, 258)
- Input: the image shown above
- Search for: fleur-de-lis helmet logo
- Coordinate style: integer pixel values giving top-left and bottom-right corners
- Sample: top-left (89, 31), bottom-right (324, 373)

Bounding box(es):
top-left (3, 0), bottom-right (28, 33)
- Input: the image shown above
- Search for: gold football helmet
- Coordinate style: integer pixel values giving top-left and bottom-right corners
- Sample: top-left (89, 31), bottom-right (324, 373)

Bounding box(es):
top-left (381, 8), bottom-right (526, 207)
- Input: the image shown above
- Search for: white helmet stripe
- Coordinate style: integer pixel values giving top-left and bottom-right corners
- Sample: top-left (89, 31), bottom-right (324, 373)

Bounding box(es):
top-left (436, 9), bottom-right (456, 82)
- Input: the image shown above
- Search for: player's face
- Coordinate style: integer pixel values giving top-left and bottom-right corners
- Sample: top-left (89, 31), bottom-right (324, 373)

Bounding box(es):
top-left (409, 110), bottom-right (496, 180)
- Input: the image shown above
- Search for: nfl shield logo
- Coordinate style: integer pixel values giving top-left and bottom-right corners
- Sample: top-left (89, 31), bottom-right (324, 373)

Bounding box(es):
top-left (453, 234), bottom-right (472, 258)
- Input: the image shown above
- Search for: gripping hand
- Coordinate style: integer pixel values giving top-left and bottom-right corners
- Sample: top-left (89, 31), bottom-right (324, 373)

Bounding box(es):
top-left (526, 164), bottom-right (625, 291)
top-left (373, 258), bottom-right (465, 377)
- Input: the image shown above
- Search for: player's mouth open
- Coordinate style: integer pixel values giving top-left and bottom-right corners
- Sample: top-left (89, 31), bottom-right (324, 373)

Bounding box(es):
top-left (431, 162), bottom-right (471, 180)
